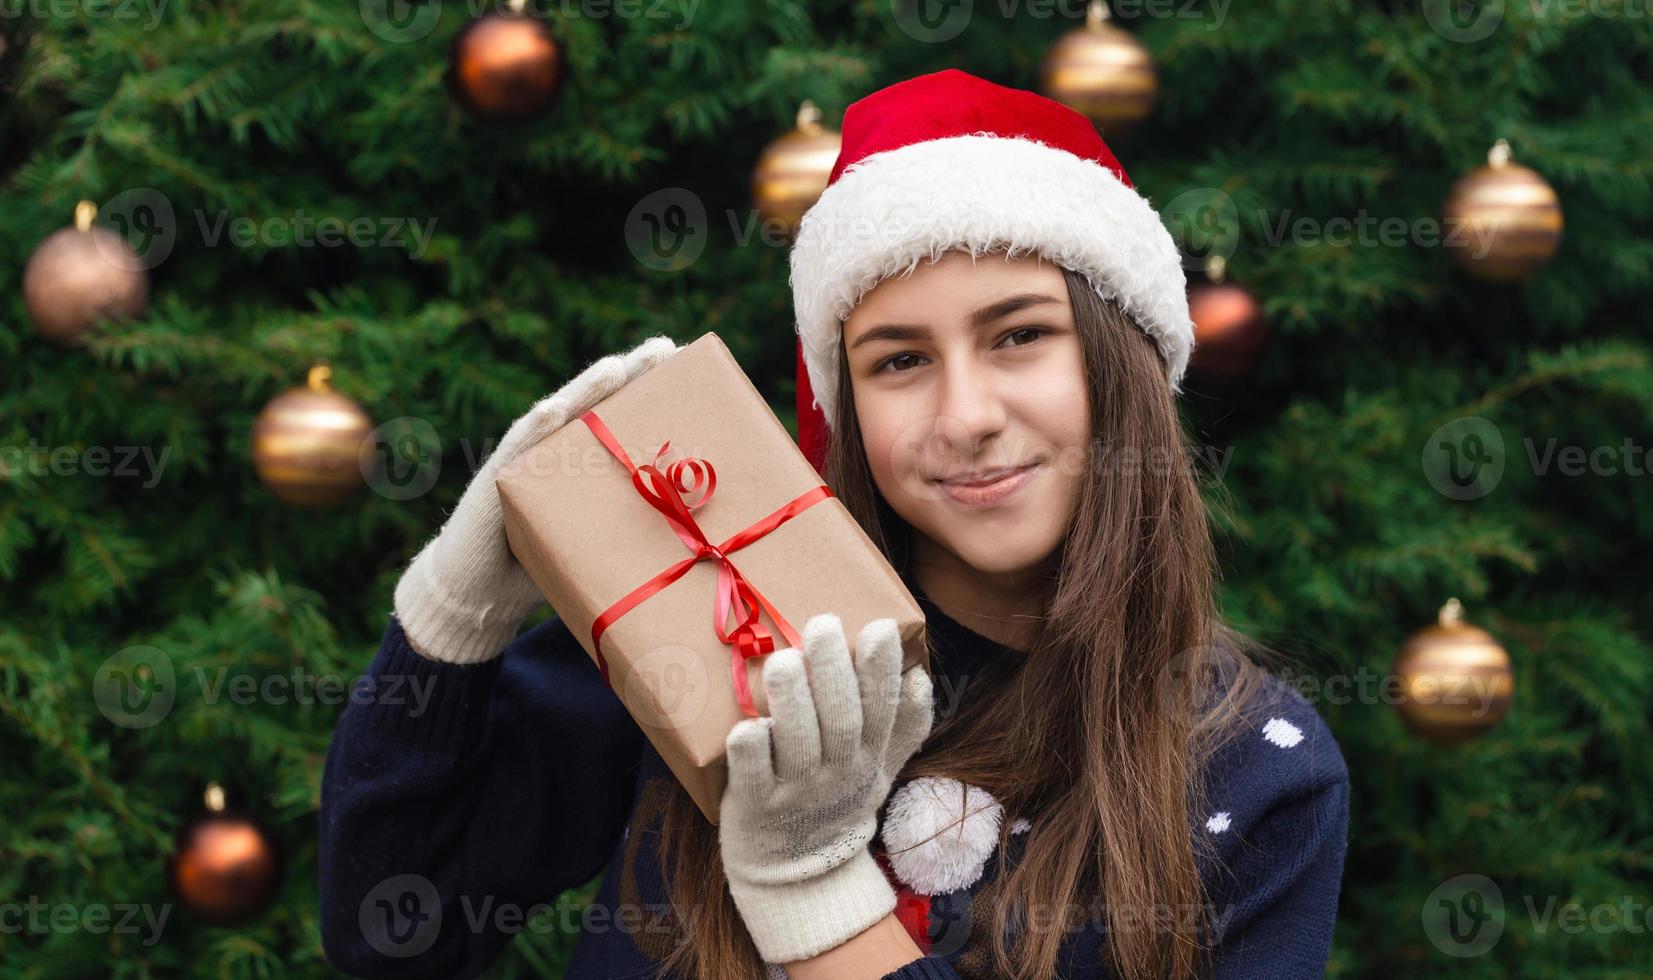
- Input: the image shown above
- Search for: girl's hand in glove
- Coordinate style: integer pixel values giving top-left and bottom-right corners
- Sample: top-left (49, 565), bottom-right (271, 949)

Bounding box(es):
top-left (392, 334), bottom-right (680, 664)
top-left (719, 612), bottom-right (935, 965)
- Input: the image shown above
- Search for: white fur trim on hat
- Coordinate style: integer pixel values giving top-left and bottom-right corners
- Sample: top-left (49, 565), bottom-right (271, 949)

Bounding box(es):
top-left (790, 133), bottom-right (1194, 427)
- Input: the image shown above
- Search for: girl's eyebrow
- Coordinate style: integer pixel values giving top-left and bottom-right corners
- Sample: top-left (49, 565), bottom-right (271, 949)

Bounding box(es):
top-left (848, 293), bottom-right (1064, 350)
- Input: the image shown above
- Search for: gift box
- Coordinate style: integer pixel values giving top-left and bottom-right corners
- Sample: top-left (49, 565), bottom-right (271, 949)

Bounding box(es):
top-left (497, 331), bottom-right (928, 824)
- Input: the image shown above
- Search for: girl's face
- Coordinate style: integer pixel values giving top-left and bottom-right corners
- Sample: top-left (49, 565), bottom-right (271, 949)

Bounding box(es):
top-left (843, 250), bottom-right (1091, 577)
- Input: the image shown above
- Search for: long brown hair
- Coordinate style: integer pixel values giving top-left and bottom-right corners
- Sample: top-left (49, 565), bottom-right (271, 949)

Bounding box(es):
top-left (646, 262), bottom-right (1278, 980)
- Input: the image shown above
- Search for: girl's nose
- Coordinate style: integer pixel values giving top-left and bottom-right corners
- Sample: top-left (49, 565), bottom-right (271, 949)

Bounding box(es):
top-left (933, 355), bottom-right (1009, 458)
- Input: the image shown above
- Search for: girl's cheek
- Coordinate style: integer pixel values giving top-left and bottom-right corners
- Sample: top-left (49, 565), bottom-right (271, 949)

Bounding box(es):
top-left (1037, 354), bottom-right (1092, 445)
top-left (861, 416), bottom-right (935, 507)
top-left (865, 424), bottom-right (913, 489)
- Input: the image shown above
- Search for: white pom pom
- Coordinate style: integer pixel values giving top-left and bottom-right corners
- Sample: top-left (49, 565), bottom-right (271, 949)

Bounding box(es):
top-left (881, 777), bottom-right (1004, 896)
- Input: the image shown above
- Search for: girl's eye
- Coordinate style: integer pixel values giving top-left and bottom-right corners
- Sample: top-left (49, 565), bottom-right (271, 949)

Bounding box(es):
top-left (1001, 326), bottom-right (1048, 348)
top-left (876, 352), bottom-right (925, 375)
top-left (873, 327), bottom-right (1050, 376)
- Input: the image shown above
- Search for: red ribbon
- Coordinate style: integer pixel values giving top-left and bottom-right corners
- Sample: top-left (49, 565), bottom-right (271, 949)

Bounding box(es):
top-left (578, 409), bottom-right (834, 717)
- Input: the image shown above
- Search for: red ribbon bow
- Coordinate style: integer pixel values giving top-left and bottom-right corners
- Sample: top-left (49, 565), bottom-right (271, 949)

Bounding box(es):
top-left (579, 409), bottom-right (834, 717)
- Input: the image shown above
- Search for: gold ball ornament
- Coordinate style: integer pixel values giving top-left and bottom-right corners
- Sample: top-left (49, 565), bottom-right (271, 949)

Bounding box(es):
top-left (751, 101), bottom-right (842, 241)
top-left (1038, 1), bottom-right (1157, 136)
top-left (251, 363), bottom-right (377, 509)
top-left (1441, 139), bottom-right (1563, 283)
top-left (1188, 255), bottom-right (1268, 381)
top-left (21, 200), bottom-right (149, 347)
top-left (166, 784), bottom-right (284, 927)
top-left (1391, 598), bottom-right (1514, 746)
top-left (447, 0), bottom-right (566, 121)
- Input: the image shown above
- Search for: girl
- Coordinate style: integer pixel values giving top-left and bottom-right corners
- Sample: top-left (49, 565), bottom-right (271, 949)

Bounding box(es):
top-left (319, 69), bottom-right (1349, 980)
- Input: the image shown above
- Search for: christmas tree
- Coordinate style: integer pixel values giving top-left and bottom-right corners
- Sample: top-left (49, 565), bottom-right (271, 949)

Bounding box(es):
top-left (2, 1), bottom-right (1650, 976)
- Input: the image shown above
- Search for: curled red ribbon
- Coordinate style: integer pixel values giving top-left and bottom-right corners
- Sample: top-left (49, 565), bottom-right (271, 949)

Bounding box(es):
top-left (578, 409), bottom-right (834, 717)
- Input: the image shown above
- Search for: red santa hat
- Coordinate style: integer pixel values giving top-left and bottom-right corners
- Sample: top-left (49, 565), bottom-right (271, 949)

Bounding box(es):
top-left (790, 68), bottom-right (1194, 473)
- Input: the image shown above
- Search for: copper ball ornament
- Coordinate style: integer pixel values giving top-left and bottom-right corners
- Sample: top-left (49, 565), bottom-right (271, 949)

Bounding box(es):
top-left (22, 201), bottom-right (149, 347)
top-left (751, 101), bottom-right (842, 242)
top-left (1038, 0), bottom-right (1157, 135)
top-left (1441, 139), bottom-right (1563, 283)
top-left (448, 8), bottom-right (566, 120)
top-left (1188, 255), bottom-right (1268, 380)
top-left (251, 364), bottom-right (377, 509)
top-left (1390, 598), bottom-right (1514, 746)
top-left (166, 784), bottom-right (284, 926)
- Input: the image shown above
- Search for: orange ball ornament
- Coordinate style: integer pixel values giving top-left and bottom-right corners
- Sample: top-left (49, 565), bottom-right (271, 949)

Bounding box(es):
top-left (1390, 598), bottom-right (1514, 746)
top-left (448, 5), bottom-right (566, 120)
top-left (166, 784), bottom-right (284, 926)
top-left (751, 101), bottom-right (842, 242)
top-left (1038, 0), bottom-right (1157, 136)
top-left (251, 363), bottom-right (377, 509)
top-left (1441, 139), bottom-right (1563, 283)
top-left (1187, 255), bottom-right (1268, 381)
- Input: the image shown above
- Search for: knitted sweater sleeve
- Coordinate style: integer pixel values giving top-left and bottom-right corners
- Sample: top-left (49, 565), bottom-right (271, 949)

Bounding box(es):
top-left (1206, 685), bottom-right (1351, 979)
top-left (1209, 774), bottom-right (1349, 979)
top-left (318, 612), bottom-right (646, 979)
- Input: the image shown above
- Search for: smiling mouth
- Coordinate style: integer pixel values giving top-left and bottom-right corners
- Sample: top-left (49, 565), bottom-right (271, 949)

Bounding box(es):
top-left (932, 462), bottom-right (1041, 508)
top-left (934, 462), bottom-right (1039, 487)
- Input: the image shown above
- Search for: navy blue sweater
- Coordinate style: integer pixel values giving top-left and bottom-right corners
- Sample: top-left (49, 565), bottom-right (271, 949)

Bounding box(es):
top-left (319, 575), bottom-right (1349, 979)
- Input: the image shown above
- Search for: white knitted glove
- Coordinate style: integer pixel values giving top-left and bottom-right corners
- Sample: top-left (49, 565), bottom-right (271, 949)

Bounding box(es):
top-left (392, 334), bottom-right (680, 664)
top-left (720, 612), bottom-right (935, 964)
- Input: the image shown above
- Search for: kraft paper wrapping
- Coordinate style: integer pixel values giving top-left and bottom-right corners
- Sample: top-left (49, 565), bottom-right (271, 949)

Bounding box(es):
top-left (497, 331), bottom-right (928, 824)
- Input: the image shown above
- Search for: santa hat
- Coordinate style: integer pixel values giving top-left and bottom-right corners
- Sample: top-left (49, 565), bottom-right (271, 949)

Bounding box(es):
top-left (790, 68), bottom-right (1194, 473)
